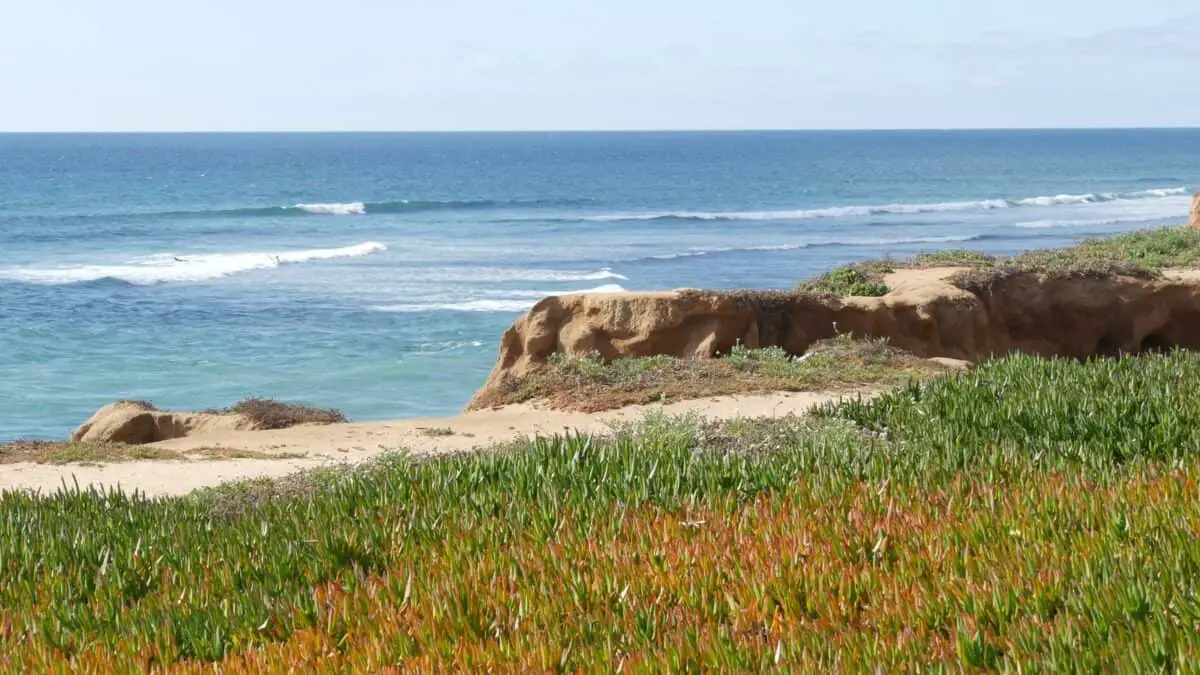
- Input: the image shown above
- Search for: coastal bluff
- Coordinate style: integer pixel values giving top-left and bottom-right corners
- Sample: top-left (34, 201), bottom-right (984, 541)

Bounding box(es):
top-left (469, 266), bottom-right (1200, 409)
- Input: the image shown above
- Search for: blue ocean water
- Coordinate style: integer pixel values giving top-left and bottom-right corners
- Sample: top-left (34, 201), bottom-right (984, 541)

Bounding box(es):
top-left (2, 130), bottom-right (1198, 440)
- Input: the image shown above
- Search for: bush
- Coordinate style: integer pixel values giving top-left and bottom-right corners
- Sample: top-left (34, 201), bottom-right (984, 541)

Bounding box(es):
top-left (208, 397), bottom-right (347, 429)
top-left (797, 265), bottom-right (890, 297)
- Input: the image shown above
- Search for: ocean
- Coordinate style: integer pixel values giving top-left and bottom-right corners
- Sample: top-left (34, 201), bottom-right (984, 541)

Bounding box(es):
top-left (2, 130), bottom-right (1198, 440)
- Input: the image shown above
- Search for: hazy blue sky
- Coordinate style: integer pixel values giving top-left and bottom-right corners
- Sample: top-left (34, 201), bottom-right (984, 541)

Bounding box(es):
top-left (2, 0), bottom-right (1197, 131)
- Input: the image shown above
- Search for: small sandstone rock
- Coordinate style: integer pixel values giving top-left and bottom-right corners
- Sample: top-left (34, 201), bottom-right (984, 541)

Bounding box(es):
top-left (71, 401), bottom-right (260, 445)
top-left (1191, 191), bottom-right (1200, 230)
top-left (928, 357), bottom-right (974, 371)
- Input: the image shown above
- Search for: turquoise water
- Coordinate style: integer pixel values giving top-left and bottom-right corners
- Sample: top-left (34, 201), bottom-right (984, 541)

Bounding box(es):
top-left (3, 130), bottom-right (1198, 440)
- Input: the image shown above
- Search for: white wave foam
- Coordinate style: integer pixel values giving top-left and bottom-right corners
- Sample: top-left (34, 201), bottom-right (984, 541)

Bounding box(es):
top-left (0, 241), bottom-right (387, 285)
top-left (1014, 216), bottom-right (1148, 229)
top-left (414, 340), bottom-right (485, 353)
top-left (1131, 187), bottom-right (1189, 198)
top-left (643, 235), bottom-right (979, 261)
top-left (578, 187), bottom-right (1188, 223)
top-left (560, 283), bottom-right (627, 294)
top-left (1014, 193), bottom-right (1116, 207)
top-left (493, 284), bottom-right (629, 298)
top-left (373, 299), bottom-right (537, 313)
top-left (584, 200), bottom-right (1008, 223)
top-left (419, 267), bottom-right (628, 283)
top-left (372, 285), bottom-right (628, 314)
top-left (294, 202), bottom-right (367, 215)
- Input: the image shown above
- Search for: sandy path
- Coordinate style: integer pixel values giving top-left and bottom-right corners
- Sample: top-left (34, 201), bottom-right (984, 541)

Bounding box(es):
top-left (0, 390), bottom-right (873, 499)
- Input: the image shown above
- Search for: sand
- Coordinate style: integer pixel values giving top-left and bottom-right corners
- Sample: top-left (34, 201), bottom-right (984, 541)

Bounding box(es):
top-left (0, 390), bottom-right (873, 499)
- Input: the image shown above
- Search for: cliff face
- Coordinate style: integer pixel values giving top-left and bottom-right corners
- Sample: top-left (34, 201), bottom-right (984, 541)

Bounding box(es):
top-left (468, 267), bottom-right (1200, 409)
top-left (1191, 192), bottom-right (1200, 230)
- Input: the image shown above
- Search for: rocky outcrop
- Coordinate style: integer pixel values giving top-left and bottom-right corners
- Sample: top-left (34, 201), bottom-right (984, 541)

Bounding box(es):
top-left (71, 401), bottom-right (261, 444)
top-left (468, 267), bottom-right (1200, 409)
top-left (1191, 192), bottom-right (1200, 230)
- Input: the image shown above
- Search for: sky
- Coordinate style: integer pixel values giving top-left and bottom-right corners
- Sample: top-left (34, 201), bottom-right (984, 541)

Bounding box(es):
top-left (2, 0), bottom-right (1198, 131)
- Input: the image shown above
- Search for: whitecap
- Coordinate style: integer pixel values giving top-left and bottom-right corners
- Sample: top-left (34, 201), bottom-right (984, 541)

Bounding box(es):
top-left (294, 202), bottom-right (367, 215)
top-left (571, 187), bottom-right (1189, 223)
top-left (0, 241), bottom-right (387, 285)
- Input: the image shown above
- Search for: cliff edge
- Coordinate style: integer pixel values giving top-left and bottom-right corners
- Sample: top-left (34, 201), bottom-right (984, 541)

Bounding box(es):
top-left (469, 265), bottom-right (1200, 409)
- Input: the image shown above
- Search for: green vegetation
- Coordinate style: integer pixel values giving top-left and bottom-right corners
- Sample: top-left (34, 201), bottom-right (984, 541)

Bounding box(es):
top-left (0, 441), bottom-right (179, 464)
top-left (473, 335), bottom-right (944, 411)
top-left (419, 426), bottom-right (456, 437)
top-left (0, 441), bottom-right (286, 465)
top-left (204, 397), bottom-right (347, 429)
top-left (948, 226), bottom-right (1200, 292)
top-left (797, 262), bottom-right (892, 296)
top-left (3, 352), bottom-right (1200, 670)
top-left (794, 225), bottom-right (1200, 295)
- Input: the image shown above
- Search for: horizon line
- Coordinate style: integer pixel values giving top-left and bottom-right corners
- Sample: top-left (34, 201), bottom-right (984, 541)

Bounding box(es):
top-left (2, 125), bottom-right (1200, 135)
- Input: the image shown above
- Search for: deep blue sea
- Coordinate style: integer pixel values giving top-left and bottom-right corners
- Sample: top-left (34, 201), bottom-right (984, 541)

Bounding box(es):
top-left (3, 130), bottom-right (1198, 440)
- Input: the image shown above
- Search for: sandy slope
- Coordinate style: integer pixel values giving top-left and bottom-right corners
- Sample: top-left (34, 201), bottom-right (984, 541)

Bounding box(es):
top-left (0, 390), bottom-right (873, 499)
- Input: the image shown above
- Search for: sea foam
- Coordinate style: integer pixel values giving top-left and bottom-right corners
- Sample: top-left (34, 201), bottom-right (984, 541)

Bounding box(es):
top-left (294, 202), bottom-right (367, 216)
top-left (575, 187), bottom-right (1189, 224)
top-left (372, 284), bottom-right (628, 313)
top-left (641, 235), bottom-right (981, 261)
top-left (0, 242), bottom-right (387, 285)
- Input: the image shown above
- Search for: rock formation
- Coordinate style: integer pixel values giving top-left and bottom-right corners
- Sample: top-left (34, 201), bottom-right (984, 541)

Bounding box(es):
top-left (1191, 191), bottom-right (1200, 230)
top-left (71, 401), bottom-right (260, 444)
top-left (469, 267), bottom-right (1200, 409)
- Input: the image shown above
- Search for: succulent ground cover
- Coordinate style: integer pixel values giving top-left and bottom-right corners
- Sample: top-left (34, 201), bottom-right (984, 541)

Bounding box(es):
top-left (2, 352), bottom-right (1199, 671)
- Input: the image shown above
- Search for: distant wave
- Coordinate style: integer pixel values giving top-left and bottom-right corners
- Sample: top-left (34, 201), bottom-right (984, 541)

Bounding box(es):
top-left (294, 202), bottom-right (367, 216)
top-left (1014, 215), bottom-right (1165, 229)
top-left (15, 198), bottom-right (600, 224)
top-left (0, 241), bottom-right (386, 286)
top-left (570, 187), bottom-right (1190, 224)
top-left (410, 340), bottom-right (486, 354)
top-left (490, 283), bottom-right (628, 298)
top-left (639, 235), bottom-right (985, 262)
top-left (372, 284), bottom-right (628, 314)
top-left (415, 267), bottom-right (628, 283)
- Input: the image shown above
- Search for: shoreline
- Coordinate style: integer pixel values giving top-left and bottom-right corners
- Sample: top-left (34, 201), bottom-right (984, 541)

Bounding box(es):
top-left (0, 390), bottom-right (872, 498)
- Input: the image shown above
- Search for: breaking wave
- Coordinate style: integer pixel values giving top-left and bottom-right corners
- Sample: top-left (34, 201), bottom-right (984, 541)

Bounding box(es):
top-left (639, 235), bottom-right (985, 261)
top-left (15, 198), bottom-right (601, 224)
top-left (371, 284), bottom-right (628, 314)
top-left (294, 202), bottom-right (367, 216)
top-left (413, 267), bottom-right (628, 283)
top-left (0, 242), bottom-right (387, 286)
top-left (573, 187), bottom-right (1190, 224)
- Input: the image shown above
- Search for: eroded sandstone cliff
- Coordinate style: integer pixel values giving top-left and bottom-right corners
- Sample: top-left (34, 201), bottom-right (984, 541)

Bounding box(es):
top-left (469, 267), bottom-right (1200, 409)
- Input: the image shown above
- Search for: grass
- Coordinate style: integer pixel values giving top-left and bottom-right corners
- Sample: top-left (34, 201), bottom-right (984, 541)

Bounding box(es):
top-left (796, 261), bottom-right (893, 296)
top-left (419, 427), bottom-right (456, 437)
top-left (0, 441), bottom-right (181, 465)
top-left (204, 397), bottom-right (347, 430)
top-left (793, 226), bottom-right (1200, 295)
top-left (472, 335), bottom-right (946, 411)
top-left (0, 441), bottom-right (298, 464)
top-left (3, 352), bottom-right (1200, 670)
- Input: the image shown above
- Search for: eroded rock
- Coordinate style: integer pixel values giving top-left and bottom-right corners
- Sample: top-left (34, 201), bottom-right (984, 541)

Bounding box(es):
top-left (71, 401), bottom-right (260, 444)
top-left (468, 269), bottom-right (1200, 409)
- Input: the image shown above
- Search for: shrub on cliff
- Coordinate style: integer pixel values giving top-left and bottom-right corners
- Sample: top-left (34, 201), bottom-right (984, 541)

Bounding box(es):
top-left (797, 264), bottom-right (890, 296)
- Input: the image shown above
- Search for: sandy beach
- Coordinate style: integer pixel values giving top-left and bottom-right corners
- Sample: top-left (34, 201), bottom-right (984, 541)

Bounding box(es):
top-left (0, 390), bottom-right (871, 498)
